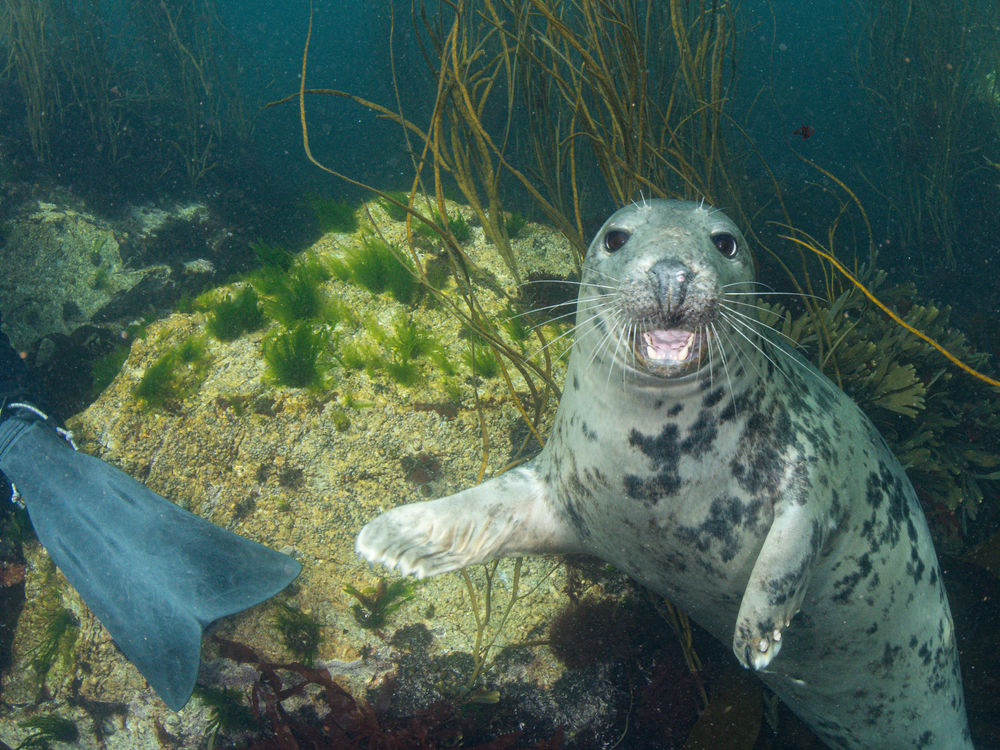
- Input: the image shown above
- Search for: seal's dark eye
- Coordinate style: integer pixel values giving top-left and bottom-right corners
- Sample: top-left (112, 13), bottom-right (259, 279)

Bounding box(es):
top-left (712, 232), bottom-right (739, 258)
top-left (603, 229), bottom-right (630, 253)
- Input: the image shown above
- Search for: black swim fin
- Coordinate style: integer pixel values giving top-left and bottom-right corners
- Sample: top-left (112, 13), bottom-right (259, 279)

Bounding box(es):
top-left (0, 415), bottom-right (301, 710)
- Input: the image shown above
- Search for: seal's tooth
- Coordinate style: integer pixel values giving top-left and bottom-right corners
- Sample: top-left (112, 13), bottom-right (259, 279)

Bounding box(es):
top-left (677, 334), bottom-right (694, 361)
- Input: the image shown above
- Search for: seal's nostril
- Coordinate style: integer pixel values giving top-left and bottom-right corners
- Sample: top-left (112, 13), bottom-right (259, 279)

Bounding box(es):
top-left (649, 260), bottom-right (692, 308)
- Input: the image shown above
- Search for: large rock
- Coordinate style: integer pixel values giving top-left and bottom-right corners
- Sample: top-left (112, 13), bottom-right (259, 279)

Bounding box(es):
top-left (0, 198), bottom-right (674, 748)
top-left (0, 198), bottom-right (239, 353)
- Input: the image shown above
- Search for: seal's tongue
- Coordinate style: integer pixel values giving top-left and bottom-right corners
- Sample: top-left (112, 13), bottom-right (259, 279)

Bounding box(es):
top-left (642, 330), bottom-right (696, 362)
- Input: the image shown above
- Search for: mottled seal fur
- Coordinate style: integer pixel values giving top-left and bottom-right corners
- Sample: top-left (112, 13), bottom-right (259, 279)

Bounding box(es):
top-left (357, 200), bottom-right (972, 749)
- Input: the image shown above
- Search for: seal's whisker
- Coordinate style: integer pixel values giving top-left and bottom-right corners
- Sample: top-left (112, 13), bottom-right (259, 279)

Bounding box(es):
top-left (755, 328), bottom-right (836, 390)
top-left (720, 303), bottom-right (803, 350)
top-left (608, 316), bottom-right (630, 387)
top-left (718, 311), bottom-right (818, 398)
top-left (721, 280), bottom-right (775, 291)
top-left (520, 313), bottom-right (593, 362)
top-left (587, 310), bottom-right (622, 372)
top-left (630, 317), bottom-right (645, 379)
top-left (605, 320), bottom-right (634, 385)
top-left (704, 324), bottom-right (716, 389)
top-left (719, 308), bottom-right (818, 386)
top-left (724, 291), bottom-right (827, 302)
top-left (524, 309), bottom-right (580, 331)
top-left (517, 293), bottom-right (615, 320)
top-left (626, 319), bottom-right (637, 387)
top-left (524, 298), bottom-right (621, 363)
top-left (715, 318), bottom-right (761, 385)
top-left (517, 279), bottom-right (612, 288)
top-left (544, 315), bottom-right (599, 357)
top-left (709, 321), bottom-right (738, 414)
top-left (523, 298), bottom-right (618, 334)
top-left (719, 309), bottom-right (789, 394)
top-left (697, 323), bottom-right (708, 383)
top-left (517, 279), bottom-right (618, 297)
top-left (583, 266), bottom-right (623, 285)
top-left (596, 313), bottom-right (620, 375)
top-left (718, 310), bottom-right (787, 383)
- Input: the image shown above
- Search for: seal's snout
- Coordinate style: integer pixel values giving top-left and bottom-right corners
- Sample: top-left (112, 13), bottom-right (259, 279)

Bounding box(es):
top-left (649, 259), bottom-right (692, 313)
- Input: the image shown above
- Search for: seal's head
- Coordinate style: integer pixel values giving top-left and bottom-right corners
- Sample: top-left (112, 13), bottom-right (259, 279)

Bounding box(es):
top-left (579, 199), bottom-right (754, 378)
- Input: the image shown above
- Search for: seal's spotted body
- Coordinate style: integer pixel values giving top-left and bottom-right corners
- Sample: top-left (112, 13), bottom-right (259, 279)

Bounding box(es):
top-left (357, 200), bottom-right (972, 749)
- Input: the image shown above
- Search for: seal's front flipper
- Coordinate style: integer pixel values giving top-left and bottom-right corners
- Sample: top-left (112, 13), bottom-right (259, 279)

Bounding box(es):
top-left (0, 418), bottom-right (301, 711)
top-left (734, 499), bottom-right (821, 671)
top-left (357, 465), bottom-right (574, 578)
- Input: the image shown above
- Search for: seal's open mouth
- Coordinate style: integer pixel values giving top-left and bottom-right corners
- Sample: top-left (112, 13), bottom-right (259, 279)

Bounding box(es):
top-left (635, 329), bottom-right (699, 364)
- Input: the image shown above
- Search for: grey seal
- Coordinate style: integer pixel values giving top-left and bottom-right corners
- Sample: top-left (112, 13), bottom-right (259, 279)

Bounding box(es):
top-left (356, 199), bottom-right (972, 749)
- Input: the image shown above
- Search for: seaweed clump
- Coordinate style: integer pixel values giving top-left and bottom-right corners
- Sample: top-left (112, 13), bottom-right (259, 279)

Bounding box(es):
top-left (213, 637), bottom-right (565, 748)
top-left (90, 344), bottom-right (130, 397)
top-left (29, 607), bottom-right (79, 687)
top-left (16, 714), bottom-right (79, 748)
top-left (332, 236), bottom-right (420, 305)
top-left (343, 577), bottom-right (415, 630)
top-left (262, 323), bottom-right (330, 389)
top-left (207, 286), bottom-right (264, 341)
top-left (504, 211), bottom-right (527, 238)
top-left (133, 336), bottom-right (212, 410)
top-left (415, 208), bottom-right (472, 244)
top-left (307, 195), bottom-right (359, 234)
top-left (260, 259), bottom-right (331, 325)
top-left (464, 343), bottom-right (500, 379)
top-left (195, 685), bottom-right (257, 740)
top-left (274, 602), bottom-right (322, 665)
top-left (337, 313), bottom-right (443, 386)
top-left (378, 314), bottom-right (438, 385)
top-left (250, 240), bottom-right (294, 271)
top-left (377, 191), bottom-right (410, 221)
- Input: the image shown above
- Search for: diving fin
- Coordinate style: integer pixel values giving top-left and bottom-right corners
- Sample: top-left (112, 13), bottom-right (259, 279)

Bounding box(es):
top-left (0, 417), bottom-right (301, 710)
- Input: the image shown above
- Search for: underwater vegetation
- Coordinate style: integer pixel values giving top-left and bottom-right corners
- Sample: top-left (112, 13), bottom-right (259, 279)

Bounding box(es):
top-left (337, 313), bottom-right (443, 386)
top-left (461, 326), bottom-right (502, 378)
top-left (89, 266), bottom-right (112, 292)
top-left (133, 336), bottom-right (212, 410)
top-left (331, 235), bottom-right (420, 305)
top-left (273, 602), bottom-right (322, 665)
top-left (207, 286), bottom-right (264, 341)
top-left (377, 191), bottom-right (410, 221)
top-left (306, 195), bottom-right (359, 234)
top-left (28, 606), bottom-right (78, 686)
top-left (377, 313), bottom-right (438, 385)
top-left (212, 636), bottom-right (568, 749)
top-left (262, 322), bottom-right (330, 389)
top-left (415, 207), bottom-right (472, 244)
top-left (343, 577), bottom-right (415, 630)
top-left (89, 344), bottom-right (130, 397)
top-left (464, 342), bottom-right (501, 379)
top-left (329, 406), bottom-right (351, 432)
top-left (446, 212), bottom-right (472, 244)
top-left (260, 259), bottom-right (331, 325)
top-left (335, 336), bottom-right (374, 373)
top-left (466, 346), bottom-right (500, 379)
top-left (500, 304), bottom-right (532, 346)
top-left (250, 240), bottom-right (294, 271)
top-left (503, 211), bottom-right (527, 239)
top-left (761, 270), bottom-right (1000, 546)
top-left (15, 714), bottom-right (79, 749)
top-left (195, 685), bottom-right (258, 739)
